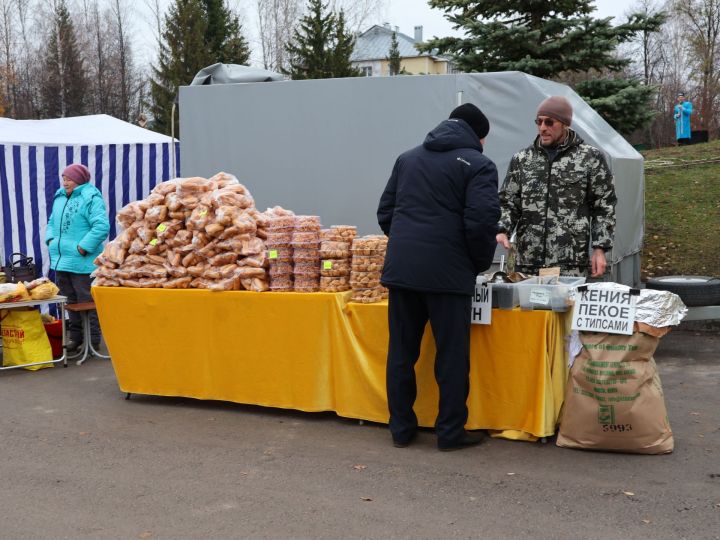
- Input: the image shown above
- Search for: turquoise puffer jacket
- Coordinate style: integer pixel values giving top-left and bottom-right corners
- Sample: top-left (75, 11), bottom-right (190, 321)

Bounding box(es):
top-left (45, 183), bottom-right (110, 274)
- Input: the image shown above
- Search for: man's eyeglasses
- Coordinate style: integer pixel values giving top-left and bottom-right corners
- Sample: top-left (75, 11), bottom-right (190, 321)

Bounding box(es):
top-left (535, 117), bottom-right (556, 127)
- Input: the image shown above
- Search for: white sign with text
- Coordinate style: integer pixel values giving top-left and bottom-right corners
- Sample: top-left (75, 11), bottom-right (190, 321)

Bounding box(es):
top-left (471, 281), bottom-right (492, 325)
top-left (571, 287), bottom-right (637, 335)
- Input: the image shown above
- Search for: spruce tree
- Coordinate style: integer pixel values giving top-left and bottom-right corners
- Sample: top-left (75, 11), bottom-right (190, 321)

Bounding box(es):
top-left (150, 0), bottom-right (210, 135)
top-left (387, 31), bottom-right (401, 76)
top-left (204, 0), bottom-right (251, 64)
top-left (328, 10), bottom-right (361, 78)
top-left (285, 0), bottom-right (360, 79)
top-left (420, 0), bottom-right (665, 134)
top-left (40, 0), bottom-right (88, 118)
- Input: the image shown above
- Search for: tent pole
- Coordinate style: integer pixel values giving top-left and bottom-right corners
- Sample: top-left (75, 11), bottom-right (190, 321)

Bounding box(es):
top-left (171, 102), bottom-right (177, 178)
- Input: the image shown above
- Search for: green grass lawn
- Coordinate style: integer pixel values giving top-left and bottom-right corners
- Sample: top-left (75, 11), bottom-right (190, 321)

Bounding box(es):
top-left (641, 141), bottom-right (720, 279)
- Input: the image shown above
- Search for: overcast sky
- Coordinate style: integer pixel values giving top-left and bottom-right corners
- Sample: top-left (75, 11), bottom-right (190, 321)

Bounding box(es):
top-left (382, 0), bottom-right (629, 42)
top-left (135, 0), bottom-right (632, 67)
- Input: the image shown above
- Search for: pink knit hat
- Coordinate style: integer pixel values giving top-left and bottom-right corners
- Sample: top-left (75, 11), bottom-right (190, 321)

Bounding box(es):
top-left (62, 163), bottom-right (91, 185)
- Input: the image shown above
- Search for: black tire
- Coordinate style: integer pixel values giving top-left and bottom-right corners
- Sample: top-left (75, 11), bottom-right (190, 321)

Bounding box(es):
top-left (645, 275), bottom-right (720, 307)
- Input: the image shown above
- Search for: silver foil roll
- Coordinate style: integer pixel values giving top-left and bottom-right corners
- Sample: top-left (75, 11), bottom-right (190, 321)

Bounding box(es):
top-left (578, 282), bottom-right (687, 327)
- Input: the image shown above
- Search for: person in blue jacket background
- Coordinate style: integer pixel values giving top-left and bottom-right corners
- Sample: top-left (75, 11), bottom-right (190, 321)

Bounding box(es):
top-left (45, 163), bottom-right (110, 352)
top-left (674, 92), bottom-right (693, 145)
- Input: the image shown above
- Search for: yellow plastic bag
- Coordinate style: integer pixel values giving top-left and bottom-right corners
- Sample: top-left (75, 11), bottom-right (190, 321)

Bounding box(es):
top-left (1, 309), bottom-right (54, 370)
top-left (29, 281), bottom-right (59, 300)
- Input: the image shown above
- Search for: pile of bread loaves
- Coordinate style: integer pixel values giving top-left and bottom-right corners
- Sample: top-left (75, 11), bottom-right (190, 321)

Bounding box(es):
top-left (93, 173), bottom-right (271, 291)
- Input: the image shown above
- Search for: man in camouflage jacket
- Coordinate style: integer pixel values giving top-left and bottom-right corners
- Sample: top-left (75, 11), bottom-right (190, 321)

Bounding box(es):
top-left (496, 96), bottom-right (616, 277)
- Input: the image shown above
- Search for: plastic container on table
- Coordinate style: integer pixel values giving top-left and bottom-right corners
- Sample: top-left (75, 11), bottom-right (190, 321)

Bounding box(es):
top-left (516, 276), bottom-right (587, 311)
top-left (489, 279), bottom-right (533, 310)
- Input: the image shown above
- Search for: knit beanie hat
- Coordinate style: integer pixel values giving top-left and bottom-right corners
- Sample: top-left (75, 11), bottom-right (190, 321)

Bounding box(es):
top-left (449, 103), bottom-right (490, 139)
top-left (537, 96), bottom-right (573, 126)
top-left (62, 163), bottom-right (91, 185)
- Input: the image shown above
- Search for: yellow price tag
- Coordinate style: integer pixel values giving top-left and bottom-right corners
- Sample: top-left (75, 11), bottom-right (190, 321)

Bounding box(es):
top-left (157, 223), bottom-right (167, 233)
top-left (149, 238), bottom-right (159, 246)
top-left (323, 261), bottom-right (333, 270)
top-left (268, 250), bottom-right (278, 259)
top-left (199, 209), bottom-right (208, 217)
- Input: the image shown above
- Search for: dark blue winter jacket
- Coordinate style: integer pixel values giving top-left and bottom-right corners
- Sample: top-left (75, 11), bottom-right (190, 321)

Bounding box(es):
top-left (377, 118), bottom-right (500, 295)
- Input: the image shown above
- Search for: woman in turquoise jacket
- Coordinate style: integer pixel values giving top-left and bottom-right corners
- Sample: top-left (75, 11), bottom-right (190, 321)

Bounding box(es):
top-left (45, 164), bottom-right (110, 352)
top-left (674, 92), bottom-right (693, 145)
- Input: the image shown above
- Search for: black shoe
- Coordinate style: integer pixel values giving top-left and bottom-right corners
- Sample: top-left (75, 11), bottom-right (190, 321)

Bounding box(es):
top-left (392, 432), bottom-right (417, 448)
top-left (66, 339), bottom-right (83, 352)
top-left (438, 431), bottom-right (485, 452)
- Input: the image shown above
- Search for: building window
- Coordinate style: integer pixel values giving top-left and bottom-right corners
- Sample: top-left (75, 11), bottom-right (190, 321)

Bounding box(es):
top-left (361, 66), bottom-right (372, 77)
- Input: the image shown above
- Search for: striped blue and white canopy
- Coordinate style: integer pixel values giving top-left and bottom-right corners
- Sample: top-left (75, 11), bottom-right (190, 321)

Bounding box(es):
top-left (0, 115), bottom-right (180, 277)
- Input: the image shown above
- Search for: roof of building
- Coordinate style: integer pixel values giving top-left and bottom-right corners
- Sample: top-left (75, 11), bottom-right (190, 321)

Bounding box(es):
top-left (351, 24), bottom-right (438, 62)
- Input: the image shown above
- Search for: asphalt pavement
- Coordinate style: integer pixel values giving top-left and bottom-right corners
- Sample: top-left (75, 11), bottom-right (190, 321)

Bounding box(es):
top-left (0, 330), bottom-right (718, 540)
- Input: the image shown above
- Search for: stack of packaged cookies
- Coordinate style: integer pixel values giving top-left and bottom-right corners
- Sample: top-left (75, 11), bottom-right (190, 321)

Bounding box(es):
top-left (350, 235), bottom-right (388, 303)
top-left (265, 207), bottom-right (296, 292)
top-left (319, 225), bottom-right (356, 292)
top-left (292, 216), bottom-right (322, 292)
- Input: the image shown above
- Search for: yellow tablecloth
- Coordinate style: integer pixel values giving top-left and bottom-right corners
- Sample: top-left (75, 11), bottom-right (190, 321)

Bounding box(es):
top-left (93, 287), bottom-right (569, 439)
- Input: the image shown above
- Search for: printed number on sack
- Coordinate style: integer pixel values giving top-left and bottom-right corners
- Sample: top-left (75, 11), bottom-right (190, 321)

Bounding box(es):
top-left (601, 424), bottom-right (633, 432)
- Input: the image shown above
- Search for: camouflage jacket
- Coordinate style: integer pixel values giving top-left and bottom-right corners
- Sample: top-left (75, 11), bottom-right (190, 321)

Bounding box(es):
top-left (498, 130), bottom-right (616, 273)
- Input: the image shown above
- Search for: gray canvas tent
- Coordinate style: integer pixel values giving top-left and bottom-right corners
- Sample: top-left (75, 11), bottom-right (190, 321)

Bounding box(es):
top-left (179, 72), bottom-right (644, 285)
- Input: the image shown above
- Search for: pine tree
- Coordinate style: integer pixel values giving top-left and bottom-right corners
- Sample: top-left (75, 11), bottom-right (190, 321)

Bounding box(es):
top-left (387, 31), bottom-right (401, 76)
top-left (150, 0), bottom-right (210, 135)
top-left (285, 0), bottom-right (360, 79)
top-left (420, 0), bottom-right (665, 134)
top-left (203, 0), bottom-right (251, 64)
top-left (40, 0), bottom-right (88, 118)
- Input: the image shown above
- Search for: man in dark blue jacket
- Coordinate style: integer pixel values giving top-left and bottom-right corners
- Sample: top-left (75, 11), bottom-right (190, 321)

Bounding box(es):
top-left (377, 104), bottom-right (500, 451)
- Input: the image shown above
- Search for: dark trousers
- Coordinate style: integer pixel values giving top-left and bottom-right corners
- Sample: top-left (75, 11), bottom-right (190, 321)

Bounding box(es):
top-left (386, 287), bottom-right (472, 444)
top-left (56, 271), bottom-right (100, 344)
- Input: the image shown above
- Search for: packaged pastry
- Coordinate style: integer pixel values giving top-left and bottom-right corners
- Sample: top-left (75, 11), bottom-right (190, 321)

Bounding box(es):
top-left (294, 286), bottom-right (320, 293)
top-left (350, 277), bottom-right (381, 288)
top-left (268, 261), bottom-right (293, 275)
top-left (241, 277), bottom-right (269, 292)
top-left (351, 256), bottom-right (385, 272)
top-left (320, 259), bottom-right (350, 276)
top-left (293, 268), bottom-right (320, 278)
top-left (295, 215), bottom-right (321, 232)
top-left (320, 229), bottom-right (344, 242)
top-left (241, 237), bottom-right (265, 256)
top-left (240, 252), bottom-right (267, 268)
top-left (208, 172), bottom-right (240, 188)
top-left (93, 277), bottom-right (119, 287)
top-left (266, 247), bottom-right (293, 260)
top-left (266, 216), bottom-right (296, 230)
top-left (265, 231), bottom-right (294, 244)
top-left (320, 276), bottom-right (350, 292)
top-left (351, 235), bottom-right (388, 255)
top-left (269, 274), bottom-right (294, 291)
top-left (292, 248), bottom-right (320, 261)
top-left (163, 277), bottom-right (192, 289)
top-left (209, 252), bottom-right (238, 267)
top-left (291, 241), bottom-right (321, 250)
top-left (319, 240), bottom-right (350, 259)
top-left (293, 260), bottom-right (320, 273)
top-left (351, 286), bottom-right (385, 303)
top-left (292, 231), bottom-right (320, 243)
top-left (176, 177), bottom-right (216, 196)
top-left (330, 225), bottom-right (357, 240)
top-left (144, 205), bottom-right (168, 226)
top-left (151, 179), bottom-right (179, 196)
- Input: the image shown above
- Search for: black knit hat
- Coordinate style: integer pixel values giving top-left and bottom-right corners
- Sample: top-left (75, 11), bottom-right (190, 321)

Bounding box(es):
top-left (449, 103), bottom-right (490, 139)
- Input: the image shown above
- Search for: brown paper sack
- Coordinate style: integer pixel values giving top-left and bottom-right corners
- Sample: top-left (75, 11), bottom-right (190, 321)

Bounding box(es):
top-left (557, 331), bottom-right (674, 454)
